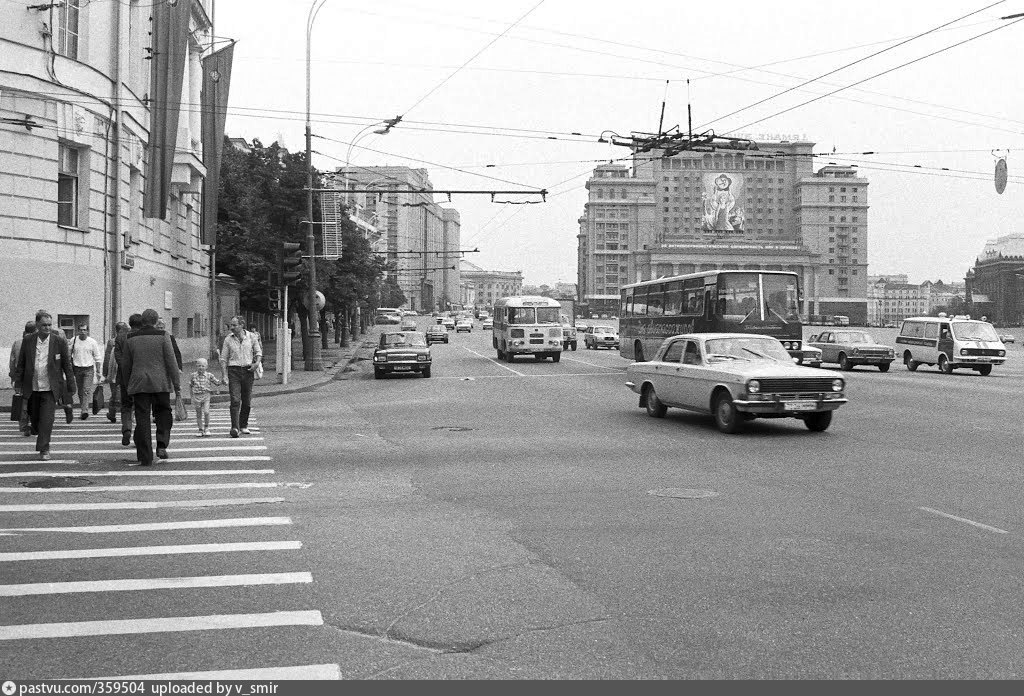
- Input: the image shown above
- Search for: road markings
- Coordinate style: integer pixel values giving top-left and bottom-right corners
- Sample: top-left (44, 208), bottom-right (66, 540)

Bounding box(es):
top-left (919, 507), bottom-right (1009, 534)
top-left (0, 469), bottom-right (275, 478)
top-left (0, 572), bottom-right (313, 596)
top-left (0, 516), bottom-right (292, 534)
top-left (0, 482), bottom-right (281, 493)
top-left (0, 610), bottom-right (323, 640)
top-left (0, 438), bottom-right (265, 447)
top-left (0, 446), bottom-right (268, 456)
top-left (0, 540), bottom-right (302, 562)
top-left (88, 664), bottom-right (341, 680)
top-left (0, 497), bottom-right (285, 512)
top-left (0, 460), bottom-right (78, 466)
top-left (461, 346), bottom-right (526, 376)
top-left (560, 355), bottom-right (628, 370)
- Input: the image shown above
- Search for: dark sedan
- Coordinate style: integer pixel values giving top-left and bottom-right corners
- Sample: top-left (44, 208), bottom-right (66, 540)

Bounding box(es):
top-left (373, 331), bottom-right (432, 379)
top-left (426, 325), bottom-right (449, 345)
top-left (806, 329), bottom-right (895, 372)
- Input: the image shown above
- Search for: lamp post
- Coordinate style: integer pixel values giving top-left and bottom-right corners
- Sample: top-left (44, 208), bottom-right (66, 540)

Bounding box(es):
top-left (304, 0), bottom-right (328, 370)
top-left (342, 116), bottom-right (400, 206)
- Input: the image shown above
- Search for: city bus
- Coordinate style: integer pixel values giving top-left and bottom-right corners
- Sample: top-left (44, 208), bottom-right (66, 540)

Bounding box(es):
top-left (491, 295), bottom-right (564, 362)
top-left (620, 270), bottom-right (804, 362)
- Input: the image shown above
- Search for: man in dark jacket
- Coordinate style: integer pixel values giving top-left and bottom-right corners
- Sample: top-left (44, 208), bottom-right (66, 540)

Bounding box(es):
top-left (113, 313), bottom-right (143, 446)
top-left (13, 311), bottom-right (76, 460)
top-left (122, 309), bottom-right (180, 466)
top-left (103, 322), bottom-right (128, 423)
top-left (8, 320), bottom-right (37, 435)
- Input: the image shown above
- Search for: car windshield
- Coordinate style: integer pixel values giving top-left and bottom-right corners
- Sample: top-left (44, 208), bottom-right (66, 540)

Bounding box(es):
top-left (381, 332), bottom-right (426, 347)
top-left (835, 331), bottom-right (873, 343)
top-left (952, 321), bottom-right (1000, 341)
top-left (705, 336), bottom-right (790, 362)
top-left (594, 326), bottom-right (615, 334)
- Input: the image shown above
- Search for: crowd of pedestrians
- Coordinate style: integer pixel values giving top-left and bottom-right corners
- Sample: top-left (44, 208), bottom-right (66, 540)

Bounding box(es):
top-left (9, 310), bottom-right (263, 464)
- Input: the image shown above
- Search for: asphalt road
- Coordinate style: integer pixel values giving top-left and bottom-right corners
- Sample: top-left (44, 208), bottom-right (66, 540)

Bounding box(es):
top-left (2, 318), bottom-right (1023, 679)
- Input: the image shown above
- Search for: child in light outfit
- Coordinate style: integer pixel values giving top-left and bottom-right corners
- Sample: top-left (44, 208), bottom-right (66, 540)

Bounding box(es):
top-left (188, 358), bottom-right (223, 436)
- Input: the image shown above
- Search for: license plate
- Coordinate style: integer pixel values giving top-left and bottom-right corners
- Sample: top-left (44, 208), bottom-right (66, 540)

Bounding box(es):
top-left (784, 401), bottom-right (817, 411)
top-left (394, 366), bottom-right (411, 371)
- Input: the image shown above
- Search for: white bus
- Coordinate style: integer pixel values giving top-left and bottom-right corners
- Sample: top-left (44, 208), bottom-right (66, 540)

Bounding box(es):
top-left (492, 296), bottom-right (564, 362)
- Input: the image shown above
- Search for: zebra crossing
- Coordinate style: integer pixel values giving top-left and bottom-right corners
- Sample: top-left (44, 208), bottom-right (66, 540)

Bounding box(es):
top-left (0, 407), bottom-right (340, 680)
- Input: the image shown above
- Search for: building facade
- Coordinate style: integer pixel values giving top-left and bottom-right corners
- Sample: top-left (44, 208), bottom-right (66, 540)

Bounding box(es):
top-left (328, 166), bottom-right (460, 313)
top-left (460, 261), bottom-right (523, 310)
top-left (577, 141), bottom-right (870, 323)
top-left (1, 0), bottom-right (215, 362)
top-left (967, 233), bottom-right (1024, 325)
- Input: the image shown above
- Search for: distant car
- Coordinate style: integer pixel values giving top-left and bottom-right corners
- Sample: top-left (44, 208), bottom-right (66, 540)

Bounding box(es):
top-left (426, 325), bottom-right (448, 344)
top-left (441, 316), bottom-right (456, 330)
top-left (435, 316), bottom-right (444, 324)
top-left (584, 325), bottom-right (619, 350)
top-left (561, 324), bottom-right (578, 351)
top-left (455, 319), bottom-right (473, 333)
top-left (481, 318), bottom-right (493, 330)
top-left (796, 343), bottom-right (823, 368)
top-left (625, 333), bottom-right (847, 434)
top-left (373, 331), bottom-right (432, 379)
top-left (576, 322), bottom-right (590, 334)
top-left (999, 334), bottom-right (1016, 344)
top-left (806, 329), bottom-right (895, 372)
top-left (400, 318), bottom-right (417, 331)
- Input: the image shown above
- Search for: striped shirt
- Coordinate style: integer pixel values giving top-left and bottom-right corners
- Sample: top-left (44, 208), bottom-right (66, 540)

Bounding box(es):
top-left (189, 370), bottom-right (223, 396)
top-left (220, 330), bottom-right (262, 368)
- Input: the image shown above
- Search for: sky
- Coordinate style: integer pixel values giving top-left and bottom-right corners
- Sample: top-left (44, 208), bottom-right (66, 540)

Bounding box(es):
top-left (215, 0), bottom-right (1024, 287)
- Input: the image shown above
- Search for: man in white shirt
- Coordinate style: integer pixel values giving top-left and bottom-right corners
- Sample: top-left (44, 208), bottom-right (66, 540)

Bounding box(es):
top-left (70, 323), bottom-right (103, 420)
top-left (219, 316), bottom-right (262, 438)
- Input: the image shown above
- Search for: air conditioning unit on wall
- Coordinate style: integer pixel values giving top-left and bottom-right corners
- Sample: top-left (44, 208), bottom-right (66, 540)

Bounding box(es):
top-left (120, 251), bottom-right (136, 270)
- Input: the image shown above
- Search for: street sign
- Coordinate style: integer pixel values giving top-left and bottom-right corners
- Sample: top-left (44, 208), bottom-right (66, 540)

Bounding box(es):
top-left (995, 158), bottom-right (1007, 194)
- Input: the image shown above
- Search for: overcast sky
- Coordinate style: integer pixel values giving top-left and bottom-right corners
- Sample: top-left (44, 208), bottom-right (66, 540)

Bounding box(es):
top-left (215, 0), bottom-right (1024, 286)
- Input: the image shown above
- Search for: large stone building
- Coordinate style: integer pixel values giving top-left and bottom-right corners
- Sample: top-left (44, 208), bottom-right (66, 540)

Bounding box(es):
top-left (460, 261), bottom-right (523, 310)
top-left (966, 233), bottom-right (1024, 325)
top-left (327, 166), bottom-right (460, 313)
top-left (577, 141), bottom-right (869, 323)
top-left (1, 0), bottom-right (216, 362)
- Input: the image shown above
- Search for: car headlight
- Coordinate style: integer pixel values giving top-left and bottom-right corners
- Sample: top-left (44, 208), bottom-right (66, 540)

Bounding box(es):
top-left (374, 354), bottom-right (387, 362)
top-left (886, 349), bottom-right (894, 357)
top-left (831, 378), bottom-right (844, 392)
top-left (417, 355), bottom-right (429, 361)
top-left (853, 348), bottom-right (860, 355)
top-left (747, 379), bottom-right (761, 394)
top-left (960, 348), bottom-right (968, 356)
top-left (998, 350), bottom-right (1005, 357)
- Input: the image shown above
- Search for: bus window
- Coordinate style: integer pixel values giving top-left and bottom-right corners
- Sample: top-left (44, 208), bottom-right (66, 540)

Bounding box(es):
top-left (763, 274), bottom-right (800, 322)
top-left (664, 282), bottom-right (683, 316)
top-left (623, 288), bottom-right (634, 317)
top-left (633, 288), bottom-right (649, 316)
top-left (537, 307), bottom-right (560, 324)
top-left (718, 274), bottom-right (759, 320)
top-left (682, 285), bottom-right (703, 315)
top-left (648, 285), bottom-right (665, 317)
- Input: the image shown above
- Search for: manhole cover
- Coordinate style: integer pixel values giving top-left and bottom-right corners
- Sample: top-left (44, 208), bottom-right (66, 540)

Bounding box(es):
top-left (431, 426), bottom-right (474, 432)
top-left (21, 477), bottom-right (93, 489)
top-left (648, 488), bottom-right (719, 499)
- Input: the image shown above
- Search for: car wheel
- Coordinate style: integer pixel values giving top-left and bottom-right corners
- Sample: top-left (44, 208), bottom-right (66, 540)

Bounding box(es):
top-left (904, 352), bottom-right (918, 371)
top-left (422, 366), bottom-right (431, 378)
top-left (803, 411), bottom-right (833, 432)
top-left (713, 391), bottom-right (739, 434)
top-left (552, 352), bottom-right (561, 363)
top-left (976, 364), bottom-right (992, 376)
top-left (643, 384), bottom-right (667, 418)
top-left (939, 354), bottom-right (953, 374)
top-left (878, 362), bottom-right (891, 373)
top-left (838, 353), bottom-right (853, 371)
top-left (571, 342), bottom-right (577, 351)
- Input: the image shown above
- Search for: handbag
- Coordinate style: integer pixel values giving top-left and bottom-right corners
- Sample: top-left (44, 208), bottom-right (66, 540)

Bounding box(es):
top-left (92, 384), bottom-right (105, 413)
top-left (174, 392), bottom-right (188, 422)
top-left (251, 332), bottom-right (265, 380)
top-left (9, 393), bottom-right (21, 422)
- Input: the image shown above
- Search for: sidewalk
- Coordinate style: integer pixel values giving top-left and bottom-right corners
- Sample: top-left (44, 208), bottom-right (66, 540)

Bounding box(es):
top-left (1, 335), bottom-right (376, 413)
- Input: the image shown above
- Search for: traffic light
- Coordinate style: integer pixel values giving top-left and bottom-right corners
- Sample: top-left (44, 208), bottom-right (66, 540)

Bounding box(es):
top-left (268, 288), bottom-right (282, 313)
top-left (280, 242), bottom-right (302, 284)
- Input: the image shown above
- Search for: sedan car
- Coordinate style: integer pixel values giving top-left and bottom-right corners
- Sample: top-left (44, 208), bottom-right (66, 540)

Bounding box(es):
top-left (373, 331), bottom-right (432, 379)
top-left (795, 343), bottom-right (822, 368)
top-left (481, 318), bottom-right (493, 330)
top-left (426, 325), bottom-right (449, 344)
top-left (584, 325), bottom-right (619, 350)
top-left (625, 333), bottom-right (847, 433)
top-left (455, 319), bottom-right (473, 333)
top-left (399, 318), bottom-right (417, 331)
top-left (806, 330), bottom-right (895, 371)
top-left (999, 334), bottom-right (1016, 344)
top-left (441, 316), bottom-right (456, 331)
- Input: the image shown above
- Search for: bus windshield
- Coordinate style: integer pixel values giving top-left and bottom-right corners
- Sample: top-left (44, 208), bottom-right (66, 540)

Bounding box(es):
top-left (719, 273), bottom-right (799, 324)
top-left (508, 307), bottom-right (561, 324)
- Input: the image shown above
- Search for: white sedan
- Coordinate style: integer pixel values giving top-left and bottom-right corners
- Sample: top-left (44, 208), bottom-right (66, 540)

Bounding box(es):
top-left (625, 333), bottom-right (848, 434)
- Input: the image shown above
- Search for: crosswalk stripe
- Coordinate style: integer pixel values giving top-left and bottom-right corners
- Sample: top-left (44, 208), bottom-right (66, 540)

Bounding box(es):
top-left (0, 470), bottom-right (275, 478)
top-left (0, 497), bottom-right (285, 512)
top-left (1, 434), bottom-right (263, 440)
top-left (0, 516), bottom-right (292, 534)
top-left (0, 610), bottom-right (323, 640)
top-left (0, 482), bottom-right (281, 493)
top-left (0, 572), bottom-right (313, 596)
top-left (91, 664), bottom-right (342, 680)
top-left (0, 460), bottom-right (78, 466)
top-left (0, 540), bottom-right (301, 562)
top-left (0, 438), bottom-right (265, 446)
top-left (0, 446), bottom-right (268, 456)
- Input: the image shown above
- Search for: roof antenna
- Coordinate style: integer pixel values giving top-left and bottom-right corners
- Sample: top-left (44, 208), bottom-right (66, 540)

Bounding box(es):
top-left (686, 78), bottom-right (693, 140)
top-left (658, 79), bottom-right (668, 136)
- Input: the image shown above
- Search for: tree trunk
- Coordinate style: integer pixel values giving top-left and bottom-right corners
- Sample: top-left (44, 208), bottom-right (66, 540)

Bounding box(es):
top-left (350, 309), bottom-right (358, 341)
top-left (295, 307), bottom-right (311, 366)
top-left (339, 303), bottom-right (349, 348)
top-left (319, 308), bottom-right (329, 350)
top-left (333, 311), bottom-right (342, 344)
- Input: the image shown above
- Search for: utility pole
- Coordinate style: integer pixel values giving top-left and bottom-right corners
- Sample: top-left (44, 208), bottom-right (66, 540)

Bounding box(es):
top-left (304, 0), bottom-right (325, 370)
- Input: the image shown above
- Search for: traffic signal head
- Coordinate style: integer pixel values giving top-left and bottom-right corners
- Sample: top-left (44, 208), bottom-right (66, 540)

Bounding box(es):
top-left (280, 242), bottom-right (302, 284)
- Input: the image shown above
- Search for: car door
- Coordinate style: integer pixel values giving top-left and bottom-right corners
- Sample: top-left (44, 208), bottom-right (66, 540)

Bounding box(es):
top-left (673, 339), bottom-right (707, 410)
top-left (650, 339), bottom-right (685, 404)
top-left (817, 331), bottom-right (836, 363)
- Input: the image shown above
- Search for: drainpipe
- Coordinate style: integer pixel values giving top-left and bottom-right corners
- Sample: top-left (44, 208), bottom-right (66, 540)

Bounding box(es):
top-left (110, 0), bottom-right (125, 324)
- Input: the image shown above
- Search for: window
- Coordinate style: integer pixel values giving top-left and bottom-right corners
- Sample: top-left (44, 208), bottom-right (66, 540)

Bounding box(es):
top-left (57, 314), bottom-right (88, 341)
top-left (663, 340), bottom-right (684, 363)
top-left (57, 144), bottom-right (80, 228)
top-left (828, 269), bottom-right (835, 275)
top-left (57, 0), bottom-right (81, 59)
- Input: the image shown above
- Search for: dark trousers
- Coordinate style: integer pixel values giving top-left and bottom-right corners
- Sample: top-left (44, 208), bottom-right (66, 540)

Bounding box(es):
top-left (116, 381), bottom-right (134, 431)
top-left (27, 391), bottom-right (56, 453)
top-left (132, 392), bottom-right (172, 464)
top-left (227, 366), bottom-right (254, 430)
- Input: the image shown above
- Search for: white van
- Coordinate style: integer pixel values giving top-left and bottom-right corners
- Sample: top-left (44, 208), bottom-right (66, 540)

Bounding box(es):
top-left (895, 316), bottom-right (1007, 375)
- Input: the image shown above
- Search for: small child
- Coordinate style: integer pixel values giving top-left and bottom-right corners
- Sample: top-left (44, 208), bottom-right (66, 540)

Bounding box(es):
top-left (188, 358), bottom-right (224, 436)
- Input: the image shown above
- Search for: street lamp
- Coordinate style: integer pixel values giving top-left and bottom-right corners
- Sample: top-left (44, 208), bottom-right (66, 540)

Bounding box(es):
top-left (342, 116), bottom-right (401, 205)
top-left (304, 0), bottom-right (329, 370)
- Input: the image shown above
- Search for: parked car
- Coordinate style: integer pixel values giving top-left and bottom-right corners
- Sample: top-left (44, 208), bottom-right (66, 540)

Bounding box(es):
top-left (796, 343), bottom-right (823, 368)
top-left (584, 325), bottom-right (619, 350)
top-left (441, 316), bottom-right (456, 330)
top-left (426, 325), bottom-right (449, 344)
top-left (806, 329), bottom-right (895, 372)
top-left (400, 318), bottom-right (417, 331)
top-left (625, 333), bottom-right (847, 434)
top-left (481, 318), bottom-right (493, 330)
top-left (373, 331), bottom-right (432, 379)
top-left (999, 334), bottom-right (1016, 344)
top-left (455, 319), bottom-right (473, 333)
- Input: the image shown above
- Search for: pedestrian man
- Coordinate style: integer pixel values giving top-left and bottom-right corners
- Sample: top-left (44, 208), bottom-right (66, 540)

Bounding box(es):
top-left (122, 309), bottom-right (180, 466)
top-left (70, 323), bottom-right (103, 420)
top-left (220, 316), bottom-right (263, 438)
top-left (102, 322), bottom-right (129, 423)
top-left (8, 320), bottom-right (37, 436)
top-left (13, 311), bottom-right (76, 460)
top-left (115, 313), bottom-right (143, 445)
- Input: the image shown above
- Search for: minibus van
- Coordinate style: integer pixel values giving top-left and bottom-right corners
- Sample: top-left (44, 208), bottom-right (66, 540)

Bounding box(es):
top-left (895, 316), bottom-right (1007, 375)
